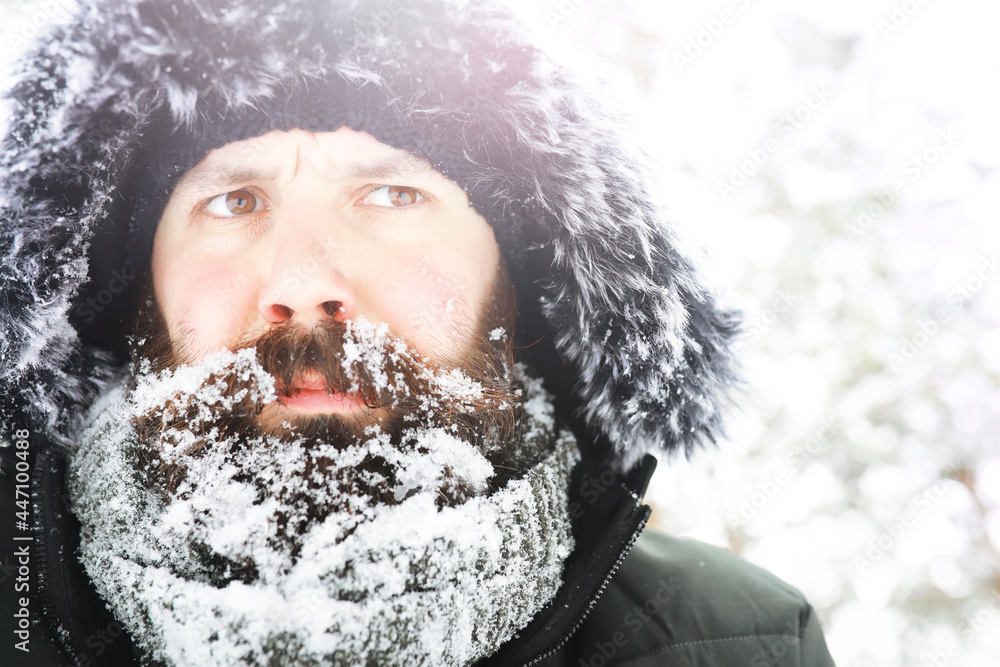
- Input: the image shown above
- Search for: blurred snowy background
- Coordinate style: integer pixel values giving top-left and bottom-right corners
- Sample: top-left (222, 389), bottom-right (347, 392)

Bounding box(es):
top-left (497, 1), bottom-right (1000, 665)
top-left (3, 0), bottom-right (998, 665)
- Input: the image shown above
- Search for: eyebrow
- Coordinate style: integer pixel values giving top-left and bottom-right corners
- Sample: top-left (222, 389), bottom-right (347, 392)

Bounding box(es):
top-left (172, 164), bottom-right (281, 201)
top-left (340, 153), bottom-right (440, 182)
top-left (172, 152), bottom-right (441, 201)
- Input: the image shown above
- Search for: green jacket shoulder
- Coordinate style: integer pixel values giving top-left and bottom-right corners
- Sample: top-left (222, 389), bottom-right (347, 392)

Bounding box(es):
top-left (553, 530), bottom-right (836, 666)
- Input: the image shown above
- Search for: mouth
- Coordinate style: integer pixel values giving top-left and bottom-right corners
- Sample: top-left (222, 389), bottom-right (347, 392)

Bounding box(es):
top-left (275, 371), bottom-right (366, 414)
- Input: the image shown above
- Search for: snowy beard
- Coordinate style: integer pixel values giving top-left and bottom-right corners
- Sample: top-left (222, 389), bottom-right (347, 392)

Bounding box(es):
top-left (122, 265), bottom-right (545, 565)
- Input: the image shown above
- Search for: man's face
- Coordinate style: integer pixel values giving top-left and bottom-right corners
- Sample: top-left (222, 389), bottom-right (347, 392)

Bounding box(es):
top-left (150, 127), bottom-right (504, 436)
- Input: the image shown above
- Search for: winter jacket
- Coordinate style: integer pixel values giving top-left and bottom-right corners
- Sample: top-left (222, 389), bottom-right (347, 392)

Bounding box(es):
top-left (0, 0), bottom-right (833, 665)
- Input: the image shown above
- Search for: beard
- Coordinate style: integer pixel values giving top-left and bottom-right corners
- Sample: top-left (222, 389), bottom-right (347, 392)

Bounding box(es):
top-left (124, 263), bottom-right (547, 570)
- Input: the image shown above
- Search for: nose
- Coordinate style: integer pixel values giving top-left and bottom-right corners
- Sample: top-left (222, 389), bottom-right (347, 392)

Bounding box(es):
top-left (257, 230), bottom-right (357, 327)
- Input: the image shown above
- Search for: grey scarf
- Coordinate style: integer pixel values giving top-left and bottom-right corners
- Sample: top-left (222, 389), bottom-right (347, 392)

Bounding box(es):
top-left (67, 358), bottom-right (577, 666)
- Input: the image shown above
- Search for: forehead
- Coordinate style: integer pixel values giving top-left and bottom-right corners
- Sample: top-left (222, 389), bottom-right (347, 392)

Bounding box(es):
top-left (169, 127), bottom-right (443, 200)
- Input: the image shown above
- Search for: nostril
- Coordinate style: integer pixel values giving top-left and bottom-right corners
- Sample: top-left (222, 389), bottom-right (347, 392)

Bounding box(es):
top-left (321, 300), bottom-right (343, 318)
top-left (272, 304), bottom-right (293, 320)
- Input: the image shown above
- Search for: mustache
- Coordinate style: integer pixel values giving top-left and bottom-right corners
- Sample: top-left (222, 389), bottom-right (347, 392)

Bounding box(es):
top-left (234, 318), bottom-right (433, 412)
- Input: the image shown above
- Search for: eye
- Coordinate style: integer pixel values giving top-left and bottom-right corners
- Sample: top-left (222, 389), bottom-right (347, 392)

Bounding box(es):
top-left (205, 190), bottom-right (262, 216)
top-left (361, 185), bottom-right (424, 208)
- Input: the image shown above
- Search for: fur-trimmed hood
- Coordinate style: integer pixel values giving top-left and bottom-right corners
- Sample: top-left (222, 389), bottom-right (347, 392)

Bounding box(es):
top-left (0, 0), bottom-right (740, 471)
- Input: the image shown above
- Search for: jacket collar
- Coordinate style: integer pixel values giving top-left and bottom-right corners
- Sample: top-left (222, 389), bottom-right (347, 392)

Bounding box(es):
top-left (479, 454), bottom-right (657, 666)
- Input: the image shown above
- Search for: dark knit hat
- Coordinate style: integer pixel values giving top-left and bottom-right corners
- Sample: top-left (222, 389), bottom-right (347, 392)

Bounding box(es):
top-left (1, 0), bottom-right (740, 471)
top-left (120, 76), bottom-right (521, 287)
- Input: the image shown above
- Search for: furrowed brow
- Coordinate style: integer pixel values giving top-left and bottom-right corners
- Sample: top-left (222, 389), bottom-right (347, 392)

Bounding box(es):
top-left (170, 152), bottom-right (441, 202)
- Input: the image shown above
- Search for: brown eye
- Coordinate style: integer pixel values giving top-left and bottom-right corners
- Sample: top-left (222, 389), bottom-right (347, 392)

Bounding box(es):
top-left (387, 186), bottom-right (419, 206)
top-left (362, 185), bottom-right (425, 208)
top-left (226, 190), bottom-right (257, 214)
top-left (206, 190), bottom-right (261, 216)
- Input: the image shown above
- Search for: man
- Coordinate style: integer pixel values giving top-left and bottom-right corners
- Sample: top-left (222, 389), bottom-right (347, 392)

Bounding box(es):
top-left (0, 0), bottom-right (835, 665)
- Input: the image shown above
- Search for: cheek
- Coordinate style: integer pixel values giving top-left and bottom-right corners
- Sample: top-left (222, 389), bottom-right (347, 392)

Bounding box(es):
top-left (379, 261), bottom-right (474, 357)
top-left (155, 259), bottom-right (257, 359)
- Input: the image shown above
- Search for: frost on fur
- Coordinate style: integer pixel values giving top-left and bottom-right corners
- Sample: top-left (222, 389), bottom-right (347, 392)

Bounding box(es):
top-left (1, 0), bottom-right (740, 470)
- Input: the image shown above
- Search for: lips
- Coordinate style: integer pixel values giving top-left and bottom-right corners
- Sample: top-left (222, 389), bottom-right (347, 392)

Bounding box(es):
top-left (276, 371), bottom-right (365, 414)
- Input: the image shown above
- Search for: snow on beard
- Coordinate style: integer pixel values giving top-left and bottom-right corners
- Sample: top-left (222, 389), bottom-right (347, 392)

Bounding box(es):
top-left (125, 282), bottom-right (522, 569)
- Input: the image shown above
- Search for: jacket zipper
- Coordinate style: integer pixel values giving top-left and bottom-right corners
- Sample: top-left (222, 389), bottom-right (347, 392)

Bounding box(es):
top-left (31, 447), bottom-right (77, 663)
top-left (519, 508), bottom-right (650, 667)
